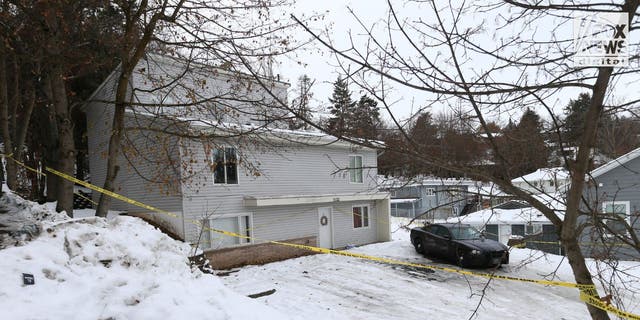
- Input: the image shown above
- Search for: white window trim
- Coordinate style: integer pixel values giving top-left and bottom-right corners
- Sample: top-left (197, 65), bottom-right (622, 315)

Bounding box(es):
top-left (602, 200), bottom-right (631, 224)
top-left (525, 223), bottom-right (543, 235)
top-left (425, 188), bottom-right (435, 197)
top-left (206, 212), bottom-right (253, 248)
top-left (211, 146), bottom-right (240, 185)
top-left (351, 204), bottom-right (371, 230)
top-left (348, 154), bottom-right (364, 184)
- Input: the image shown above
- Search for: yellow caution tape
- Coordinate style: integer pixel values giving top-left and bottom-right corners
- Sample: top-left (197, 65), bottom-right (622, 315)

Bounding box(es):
top-left (44, 167), bottom-right (178, 219)
top-left (580, 290), bottom-right (640, 320)
top-left (3, 155), bottom-right (639, 319)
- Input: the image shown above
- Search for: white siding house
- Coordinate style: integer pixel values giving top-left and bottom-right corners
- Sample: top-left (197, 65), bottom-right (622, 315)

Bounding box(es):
top-left (511, 167), bottom-right (570, 195)
top-left (84, 54), bottom-right (391, 268)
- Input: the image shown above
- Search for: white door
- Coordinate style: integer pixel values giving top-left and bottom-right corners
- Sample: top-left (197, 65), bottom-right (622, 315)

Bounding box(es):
top-left (318, 207), bottom-right (333, 248)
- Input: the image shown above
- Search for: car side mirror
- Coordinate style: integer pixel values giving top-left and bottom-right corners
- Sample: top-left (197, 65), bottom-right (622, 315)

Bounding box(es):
top-left (444, 234), bottom-right (451, 240)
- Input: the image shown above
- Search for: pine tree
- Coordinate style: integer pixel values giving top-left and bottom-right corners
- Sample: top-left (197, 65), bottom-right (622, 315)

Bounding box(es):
top-left (352, 94), bottom-right (381, 140)
top-left (289, 74), bottom-right (313, 130)
top-left (563, 93), bottom-right (592, 145)
top-left (500, 108), bottom-right (549, 178)
top-left (327, 76), bottom-right (355, 136)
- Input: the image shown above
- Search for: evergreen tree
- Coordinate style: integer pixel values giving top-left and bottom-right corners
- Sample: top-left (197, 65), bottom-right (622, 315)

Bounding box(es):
top-left (326, 76), bottom-right (355, 136)
top-left (563, 93), bottom-right (592, 145)
top-left (500, 108), bottom-right (549, 178)
top-left (352, 94), bottom-right (381, 140)
top-left (289, 74), bottom-right (313, 130)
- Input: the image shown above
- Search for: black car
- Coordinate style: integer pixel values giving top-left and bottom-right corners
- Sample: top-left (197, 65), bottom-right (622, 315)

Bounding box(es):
top-left (410, 223), bottom-right (509, 268)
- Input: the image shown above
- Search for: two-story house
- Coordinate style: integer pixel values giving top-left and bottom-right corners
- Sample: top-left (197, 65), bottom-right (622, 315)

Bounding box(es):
top-left (84, 54), bottom-right (390, 269)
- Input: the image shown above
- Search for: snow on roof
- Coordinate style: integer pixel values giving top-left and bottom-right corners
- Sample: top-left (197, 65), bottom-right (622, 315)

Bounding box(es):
top-left (590, 146), bottom-right (640, 178)
top-left (448, 193), bottom-right (565, 225)
top-left (512, 167), bottom-right (569, 183)
top-left (127, 110), bottom-right (383, 150)
top-left (378, 176), bottom-right (477, 189)
top-left (448, 207), bottom-right (551, 225)
top-left (466, 184), bottom-right (508, 197)
top-left (390, 198), bottom-right (420, 204)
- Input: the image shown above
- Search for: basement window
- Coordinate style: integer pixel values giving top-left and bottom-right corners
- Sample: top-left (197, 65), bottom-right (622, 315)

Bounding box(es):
top-left (352, 205), bottom-right (370, 228)
top-left (200, 214), bottom-right (251, 249)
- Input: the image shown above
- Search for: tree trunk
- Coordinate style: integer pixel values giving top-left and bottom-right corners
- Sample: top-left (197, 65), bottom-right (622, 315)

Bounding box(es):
top-left (14, 66), bottom-right (37, 164)
top-left (0, 54), bottom-right (17, 190)
top-left (95, 71), bottom-right (130, 218)
top-left (49, 70), bottom-right (75, 217)
top-left (561, 66), bottom-right (615, 320)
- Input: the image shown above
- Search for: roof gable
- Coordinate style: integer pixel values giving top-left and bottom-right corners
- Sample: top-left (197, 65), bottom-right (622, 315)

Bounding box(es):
top-left (590, 147), bottom-right (640, 179)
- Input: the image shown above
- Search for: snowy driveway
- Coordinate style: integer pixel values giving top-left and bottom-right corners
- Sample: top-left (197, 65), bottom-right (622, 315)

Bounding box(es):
top-left (218, 220), bottom-right (632, 320)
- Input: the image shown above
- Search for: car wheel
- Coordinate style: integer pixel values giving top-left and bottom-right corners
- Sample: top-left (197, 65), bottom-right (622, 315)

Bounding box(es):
top-left (414, 238), bottom-right (425, 254)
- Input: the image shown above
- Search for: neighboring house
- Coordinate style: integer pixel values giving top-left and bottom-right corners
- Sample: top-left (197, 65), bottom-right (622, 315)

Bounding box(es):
top-left (511, 167), bottom-right (570, 195)
top-left (581, 147), bottom-right (640, 261)
top-left (84, 54), bottom-right (391, 269)
top-left (447, 197), bottom-right (565, 255)
top-left (379, 177), bottom-right (476, 219)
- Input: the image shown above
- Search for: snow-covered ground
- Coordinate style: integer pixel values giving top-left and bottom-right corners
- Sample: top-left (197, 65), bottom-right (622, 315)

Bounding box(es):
top-left (221, 218), bottom-right (640, 320)
top-left (0, 191), bottom-right (288, 320)
top-left (1, 189), bottom-right (639, 320)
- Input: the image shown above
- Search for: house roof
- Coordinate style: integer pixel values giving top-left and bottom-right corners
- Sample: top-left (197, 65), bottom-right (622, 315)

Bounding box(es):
top-left (589, 147), bottom-right (640, 178)
top-left (447, 193), bottom-right (565, 225)
top-left (390, 198), bottom-right (420, 204)
top-left (512, 167), bottom-right (569, 183)
top-left (378, 177), bottom-right (477, 189)
top-left (448, 207), bottom-right (551, 225)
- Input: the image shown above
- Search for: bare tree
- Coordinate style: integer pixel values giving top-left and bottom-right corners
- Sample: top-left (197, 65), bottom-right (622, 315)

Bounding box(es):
top-left (288, 1), bottom-right (640, 319)
top-left (94, 0), bottom-right (306, 217)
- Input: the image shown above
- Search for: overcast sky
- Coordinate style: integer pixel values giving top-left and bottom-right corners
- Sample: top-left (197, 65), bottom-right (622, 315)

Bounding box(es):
top-left (274, 1), bottom-right (638, 127)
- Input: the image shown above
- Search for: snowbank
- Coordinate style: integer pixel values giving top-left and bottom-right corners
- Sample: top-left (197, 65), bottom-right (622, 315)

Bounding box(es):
top-left (0, 192), bottom-right (287, 320)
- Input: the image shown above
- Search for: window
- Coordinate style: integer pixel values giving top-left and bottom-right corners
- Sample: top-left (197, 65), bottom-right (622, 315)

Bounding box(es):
top-left (352, 205), bottom-right (369, 228)
top-left (526, 223), bottom-right (543, 235)
top-left (602, 201), bottom-right (630, 235)
top-left (212, 147), bottom-right (238, 184)
top-left (511, 224), bottom-right (525, 237)
top-left (349, 155), bottom-right (363, 183)
top-left (484, 224), bottom-right (499, 241)
top-left (425, 188), bottom-right (435, 196)
top-left (200, 214), bottom-right (251, 249)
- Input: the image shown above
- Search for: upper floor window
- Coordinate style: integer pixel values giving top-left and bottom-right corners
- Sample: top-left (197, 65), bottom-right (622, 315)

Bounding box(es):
top-left (349, 155), bottom-right (363, 183)
top-left (425, 188), bottom-right (435, 196)
top-left (602, 201), bottom-right (630, 236)
top-left (212, 147), bottom-right (238, 184)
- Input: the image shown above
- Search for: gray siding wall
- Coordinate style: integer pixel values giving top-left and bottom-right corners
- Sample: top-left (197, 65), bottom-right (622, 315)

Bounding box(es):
top-left (331, 201), bottom-right (379, 248)
top-left (180, 138), bottom-right (380, 245)
top-left (85, 76), bottom-right (185, 237)
top-left (129, 55), bottom-right (289, 127)
top-left (192, 200), bottom-right (379, 249)
top-left (580, 156), bottom-right (640, 260)
top-left (390, 184), bottom-right (469, 218)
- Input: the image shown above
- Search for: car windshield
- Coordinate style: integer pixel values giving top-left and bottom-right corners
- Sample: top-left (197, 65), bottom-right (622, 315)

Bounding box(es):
top-left (449, 225), bottom-right (482, 240)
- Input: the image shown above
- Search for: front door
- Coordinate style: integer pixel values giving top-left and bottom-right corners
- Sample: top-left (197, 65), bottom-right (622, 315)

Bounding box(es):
top-left (318, 207), bottom-right (333, 248)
